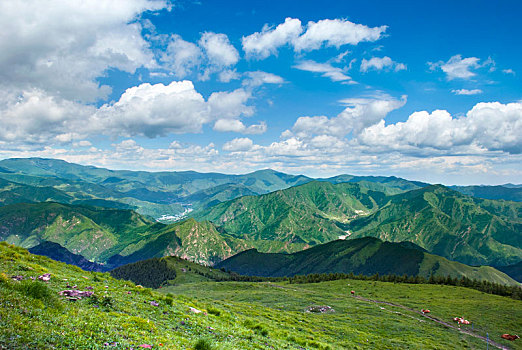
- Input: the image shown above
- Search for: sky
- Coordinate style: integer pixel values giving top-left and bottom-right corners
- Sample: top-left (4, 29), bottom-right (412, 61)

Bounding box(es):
top-left (0, 0), bottom-right (521, 185)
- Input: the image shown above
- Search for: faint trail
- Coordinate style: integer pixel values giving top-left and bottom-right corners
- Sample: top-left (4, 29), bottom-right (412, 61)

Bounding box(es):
top-left (352, 295), bottom-right (510, 350)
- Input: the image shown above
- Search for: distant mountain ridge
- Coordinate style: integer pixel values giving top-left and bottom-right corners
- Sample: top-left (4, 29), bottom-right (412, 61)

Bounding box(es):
top-left (216, 237), bottom-right (518, 286)
top-left (29, 241), bottom-right (107, 271)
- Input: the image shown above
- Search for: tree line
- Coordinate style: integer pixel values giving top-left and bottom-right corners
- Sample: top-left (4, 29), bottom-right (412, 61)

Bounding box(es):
top-left (287, 272), bottom-right (522, 300)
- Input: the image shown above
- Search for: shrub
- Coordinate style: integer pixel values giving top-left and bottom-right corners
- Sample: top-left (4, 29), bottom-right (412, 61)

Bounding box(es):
top-left (207, 307), bottom-right (221, 316)
top-left (16, 280), bottom-right (61, 309)
top-left (194, 338), bottom-right (213, 350)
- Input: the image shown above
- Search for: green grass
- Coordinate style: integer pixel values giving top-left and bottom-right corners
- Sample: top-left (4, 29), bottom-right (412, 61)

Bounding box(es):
top-left (2, 241), bottom-right (521, 349)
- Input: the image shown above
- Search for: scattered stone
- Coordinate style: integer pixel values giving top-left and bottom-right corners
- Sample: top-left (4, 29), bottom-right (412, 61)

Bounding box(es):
top-left (306, 305), bottom-right (335, 313)
top-left (58, 289), bottom-right (94, 299)
top-left (38, 273), bottom-right (51, 282)
top-left (189, 307), bottom-right (202, 314)
top-left (11, 275), bottom-right (24, 281)
top-left (150, 301), bottom-right (159, 307)
top-left (86, 286), bottom-right (93, 290)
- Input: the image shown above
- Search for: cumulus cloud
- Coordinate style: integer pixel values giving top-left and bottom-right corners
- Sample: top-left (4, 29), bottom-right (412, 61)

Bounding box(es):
top-left (452, 89), bottom-right (483, 95)
top-left (360, 56), bottom-right (406, 72)
top-left (161, 34), bottom-right (203, 78)
top-left (95, 81), bottom-right (254, 138)
top-left (293, 60), bottom-right (353, 82)
top-left (160, 32), bottom-right (240, 80)
top-left (0, 89), bottom-right (95, 144)
top-left (357, 102), bottom-right (522, 154)
top-left (294, 19), bottom-right (387, 52)
top-left (242, 17), bottom-right (303, 59)
top-left (213, 119), bottom-right (267, 134)
top-left (242, 17), bottom-right (386, 58)
top-left (429, 55), bottom-right (481, 80)
top-left (503, 69), bottom-right (515, 75)
top-left (292, 95), bottom-right (407, 138)
top-left (223, 137), bottom-right (254, 151)
top-left (0, 0), bottom-right (166, 102)
top-left (198, 32), bottom-right (239, 80)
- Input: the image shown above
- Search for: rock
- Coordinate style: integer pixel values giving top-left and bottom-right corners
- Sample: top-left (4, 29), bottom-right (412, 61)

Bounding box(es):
top-left (38, 273), bottom-right (51, 281)
top-left (189, 307), bottom-right (202, 314)
top-left (306, 305), bottom-right (334, 313)
top-left (150, 301), bottom-right (159, 307)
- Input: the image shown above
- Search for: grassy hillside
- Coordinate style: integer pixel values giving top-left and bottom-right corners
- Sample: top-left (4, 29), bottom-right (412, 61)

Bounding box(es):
top-left (2, 242), bottom-right (521, 349)
top-left (217, 237), bottom-right (518, 285)
top-left (195, 181), bottom-right (391, 245)
top-left (165, 279), bottom-right (522, 350)
top-left (348, 185), bottom-right (522, 266)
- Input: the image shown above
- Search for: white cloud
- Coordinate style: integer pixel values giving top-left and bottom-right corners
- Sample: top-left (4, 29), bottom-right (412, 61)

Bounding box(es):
top-left (357, 102), bottom-right (522, 154)
top-left (0, 89), bottom-right (95, 144)
top-left (429, 55), bottom-right (481, 80)
top-left (161, 34), bottom-right (202, 78)
top-left (360, 56), bottom-right (406, 72)
top-left (242, 17), bottom-right (386, 59)
top-left (503, 69), bottom-right (515, 75)
top-left (242, 17), bottom-right (303, 59)
top-left (0, 0), bottom-right (166, 102)
top-left (223, 137), bottom-right (254, 151)
top-left (293, 95), bottom-right (407, 138)
top-left (95, 82), bottom-right (254, 138)
top-left (219, 69), bottom-right (241, 82)
top-left (293, 60), bottom-right (353, 82)
top-left (213, 119), bottom-right (267, 134)
top-left (243, 71), bottom-right (285, 87)
top-left (294, 19), bottom-right (387, 52)
top-left (208, 88), bottom-right (254, 119)
top-left (199, 32), bottom-right (239, 67)
top-left (452, 89), bottom-right (483, 95)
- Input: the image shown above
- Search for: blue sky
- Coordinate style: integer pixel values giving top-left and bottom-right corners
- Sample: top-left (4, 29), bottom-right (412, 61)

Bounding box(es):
top-left (0, 0), bottom-right (521, 184)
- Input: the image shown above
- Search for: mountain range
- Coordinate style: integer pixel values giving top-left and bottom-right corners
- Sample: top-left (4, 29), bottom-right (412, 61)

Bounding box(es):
top-left (0, 157), bottom-right (520, 285)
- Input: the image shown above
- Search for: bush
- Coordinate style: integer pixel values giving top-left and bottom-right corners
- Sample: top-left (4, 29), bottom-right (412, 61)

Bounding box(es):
top-left (16, 280), bottom-right (61, 309)
top-left (207, 307), bottom-right (221, 316)
top-left (194, 338), bottom-right (213, 350)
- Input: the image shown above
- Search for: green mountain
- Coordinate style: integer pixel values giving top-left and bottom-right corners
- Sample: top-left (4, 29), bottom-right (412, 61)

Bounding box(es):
top-left (110, 255), bottom-right (232, 288)
top-left (217, 237), bottom-right (518, 285)
top-left (322, 174), bottom-right (427, 192)
top-left (0, 202), bottom-right (152, 261)
top-left (28, 241), bottom-right (106, 272)
top-left (105, 218), bottom-right (249, 267)
top-left (495, 261), bottom-right (522, 282)
top-left (452, 185), bottom-right (522, 202)
top-left (194, 181), bottom-right (392, 246)
top-left (348, 185), bottom-right (522, 266)
top-left (0, 158), bottom-right (313, 218)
